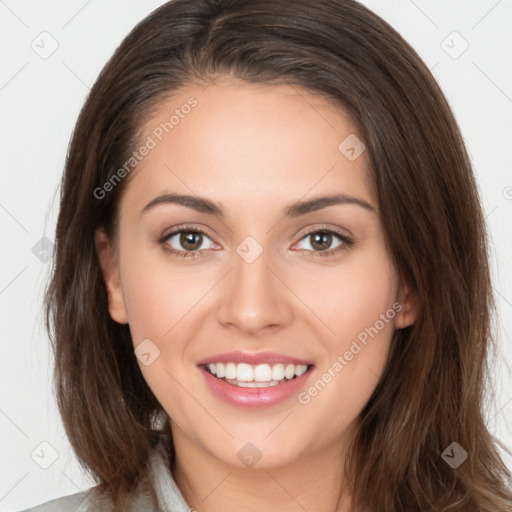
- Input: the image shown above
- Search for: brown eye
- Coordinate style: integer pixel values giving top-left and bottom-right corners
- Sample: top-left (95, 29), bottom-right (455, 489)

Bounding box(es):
top-left (179, 231), bottom-right (204, 251)
top-left (310, 232), bottom-right (334, 251)
top-left (160, 228), bottom-right (217, 258)
top-left (294, 228), bottom-right (354, 258)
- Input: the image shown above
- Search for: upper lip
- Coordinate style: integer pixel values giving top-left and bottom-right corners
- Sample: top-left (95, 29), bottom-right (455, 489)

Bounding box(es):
top-left (197, 351), bottom-right (313, 366)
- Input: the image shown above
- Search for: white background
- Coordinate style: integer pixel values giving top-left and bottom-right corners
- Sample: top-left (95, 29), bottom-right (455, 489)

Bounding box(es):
top-left (1, 0), bottom-right (511, 509)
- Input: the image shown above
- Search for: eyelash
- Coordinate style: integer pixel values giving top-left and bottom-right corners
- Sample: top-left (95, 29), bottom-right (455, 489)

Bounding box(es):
top-left (158, 224), bottom-right (354, 260)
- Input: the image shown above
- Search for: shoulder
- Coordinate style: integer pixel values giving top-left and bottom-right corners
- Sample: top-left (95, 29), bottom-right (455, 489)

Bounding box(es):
top-left (19, 438), bottom-right (188, 512)
top-left (18, 483), bottom-right (158, 512)
top-left (18, 486), bottom-right (114, 512)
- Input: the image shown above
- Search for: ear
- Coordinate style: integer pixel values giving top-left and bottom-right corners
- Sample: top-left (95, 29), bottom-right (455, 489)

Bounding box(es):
top-left (394, 277), bottom-right (418, 329)
top-left (94, 227), bottom-right (129, 324)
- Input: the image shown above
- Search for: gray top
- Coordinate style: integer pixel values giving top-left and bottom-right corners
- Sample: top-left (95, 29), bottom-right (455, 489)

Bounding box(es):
top-left (19, 445), bottom-right (191, 512)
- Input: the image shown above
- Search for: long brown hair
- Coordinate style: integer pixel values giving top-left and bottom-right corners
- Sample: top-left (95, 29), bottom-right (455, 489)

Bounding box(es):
top-left (44, 0), bottom-right (512, 510)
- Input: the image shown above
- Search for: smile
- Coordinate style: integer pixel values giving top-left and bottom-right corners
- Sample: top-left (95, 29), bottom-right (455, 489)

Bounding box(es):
top-left (200, 362), bottom-right (314, 408)
top-left (204, 362), bottom-right (310, 387)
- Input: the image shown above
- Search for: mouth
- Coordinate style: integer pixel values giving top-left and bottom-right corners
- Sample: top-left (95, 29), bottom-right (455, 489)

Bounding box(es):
top-left (199, 356), bottom-right (315, 408)
top-left (203, 362), bottom-right (313, 388)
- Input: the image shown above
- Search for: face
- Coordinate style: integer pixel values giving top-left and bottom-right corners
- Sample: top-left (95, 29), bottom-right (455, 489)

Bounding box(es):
top-left (95, 77), bottom-right (417, 471)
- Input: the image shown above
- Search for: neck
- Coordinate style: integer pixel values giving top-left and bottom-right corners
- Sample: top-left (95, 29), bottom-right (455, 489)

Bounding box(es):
top-left (170, 422), bottom-right (355, 512)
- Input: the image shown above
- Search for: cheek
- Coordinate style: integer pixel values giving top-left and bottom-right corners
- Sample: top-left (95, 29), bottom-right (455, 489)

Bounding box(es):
top-left (292, 244), bottom-right (399, 346)
top-left (118, 248), bottom-right (206, 412)
top-left (294, 247), bottom-right (398, 416)
top-left (119, 243), bottom-right (214, 343)
top-left (337, 260), bottom-right (398, 343)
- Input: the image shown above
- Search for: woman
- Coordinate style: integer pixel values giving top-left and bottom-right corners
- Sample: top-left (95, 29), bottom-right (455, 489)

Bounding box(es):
top-left (23, 0), bottom-right (512, 510)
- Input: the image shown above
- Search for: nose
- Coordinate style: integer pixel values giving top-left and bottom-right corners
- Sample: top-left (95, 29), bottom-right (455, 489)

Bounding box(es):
top-left (215, 243), bottom-right (294, 334)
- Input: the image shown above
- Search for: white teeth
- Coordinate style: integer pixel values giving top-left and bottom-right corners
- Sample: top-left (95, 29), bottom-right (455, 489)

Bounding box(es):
top-left (215, 362), bottom-right (225, 378)
top-left (205, 362), bottom-right (309, 383)
top-left (254, 364), bottom-right (272, 382)
top-left (225, 362), bottom-right (237, 380)
top-left (294, 364), bottom-right (308, 377)
top-left (295, 365), bottom-right (307, 377)
top-left (272, 363), bottom-right (285, 380)
top-left (237, 363), bottom-right (253, 382)
top-left (284, 364), bottom-right (295, 379)
top-left (235, 380), bottom-right (281, 388)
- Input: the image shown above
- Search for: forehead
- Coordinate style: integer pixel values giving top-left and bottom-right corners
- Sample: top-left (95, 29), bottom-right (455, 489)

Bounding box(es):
top-left (120, 79), bottom-right (375, 215)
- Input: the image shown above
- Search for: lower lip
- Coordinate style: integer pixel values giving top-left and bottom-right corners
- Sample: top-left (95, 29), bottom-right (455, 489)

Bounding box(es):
top-left (199, 366), bottom-right (313, 408)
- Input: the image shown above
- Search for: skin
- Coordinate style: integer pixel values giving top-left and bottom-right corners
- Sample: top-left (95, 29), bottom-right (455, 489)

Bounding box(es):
top-left (95, 77), bottom-right (417, 512)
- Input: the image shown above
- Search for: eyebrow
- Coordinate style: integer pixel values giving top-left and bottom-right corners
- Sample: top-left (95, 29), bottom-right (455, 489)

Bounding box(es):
top-left (140, 192), bottom-right (376, 218)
